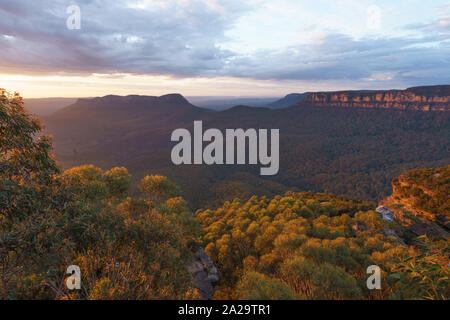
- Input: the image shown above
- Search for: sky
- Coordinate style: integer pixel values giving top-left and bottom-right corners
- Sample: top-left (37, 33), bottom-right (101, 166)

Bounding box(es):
top-left (0, 0), bottom-right (449, 98)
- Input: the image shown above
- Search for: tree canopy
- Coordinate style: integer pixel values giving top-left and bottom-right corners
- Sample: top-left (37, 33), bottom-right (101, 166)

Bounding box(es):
top-left (0, 90), bottom-right (200, 299)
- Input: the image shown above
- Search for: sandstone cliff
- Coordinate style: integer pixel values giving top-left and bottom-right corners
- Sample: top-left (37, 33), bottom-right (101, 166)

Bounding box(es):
top-left (306, 85), bottom-right (450, 111)
top-left (379, 166), bottom-right (449, 242)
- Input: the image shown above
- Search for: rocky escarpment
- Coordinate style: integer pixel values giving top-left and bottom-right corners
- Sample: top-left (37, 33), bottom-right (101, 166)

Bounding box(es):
top-left (306, 85), bottom-right (450, 111)
top-left (379, 166), bottom-right (450, 242)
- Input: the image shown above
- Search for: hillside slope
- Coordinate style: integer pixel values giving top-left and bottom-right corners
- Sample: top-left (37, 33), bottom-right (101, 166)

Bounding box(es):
top-left (265, 93), bottom-right (310, 109)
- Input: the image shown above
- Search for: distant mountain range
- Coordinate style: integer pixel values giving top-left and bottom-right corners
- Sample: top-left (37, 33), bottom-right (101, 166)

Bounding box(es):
top-left (41, 85), bottom-right (450, 209)
top-left (27, 95), bottom-right (284, 115)
top-left (265, 93), bottom-right (311, 109)
top-left (188, 96), bottom-right (277, 111)
top-left (189, 93), bottom-right (311, 110)
top-left (24, 97), bottom-right (78, 116)
top-left (27, 85), bottom-right (450, 118)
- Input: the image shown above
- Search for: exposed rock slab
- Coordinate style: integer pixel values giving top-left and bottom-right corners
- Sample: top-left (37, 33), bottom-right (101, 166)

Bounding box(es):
top-left (187, 248), bottom-right (219, 300)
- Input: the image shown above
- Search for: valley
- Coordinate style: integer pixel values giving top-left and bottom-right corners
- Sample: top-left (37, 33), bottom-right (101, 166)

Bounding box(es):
top-left (2, 0), bottom-right (449, 303)
top-left (42, 85), bottom-right (450, 209)
top-left (2, 87), bottom-right (448, 300)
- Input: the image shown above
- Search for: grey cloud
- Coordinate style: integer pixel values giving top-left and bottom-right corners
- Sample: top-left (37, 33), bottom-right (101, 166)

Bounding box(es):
top-left (224, 33), bottom-right (450, 86)
top-left (0, 0), bottom-right (449, 87)
top-left (0, 0), bottom-right (249, 75)
top-left (405, 10), bottom-right (450, 34)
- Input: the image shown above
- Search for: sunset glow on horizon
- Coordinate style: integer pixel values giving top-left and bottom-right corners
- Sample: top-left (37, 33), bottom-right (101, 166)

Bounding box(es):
top-left (0, 73), bottom-right (415, 99)
top-left (1, 0), bottom-right (449, 98)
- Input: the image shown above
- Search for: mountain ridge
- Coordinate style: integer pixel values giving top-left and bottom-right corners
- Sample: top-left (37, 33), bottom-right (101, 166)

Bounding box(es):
top-left (265, 93), bottom-right (311, 109)
top-left (30, 85), bottom-right (450, 119)
top-left (42, 89), bottom-right (450, 209)
top-left (305, 85), bottom-right (450, 111)
top-left (380, 166), bottom-right (449, 241)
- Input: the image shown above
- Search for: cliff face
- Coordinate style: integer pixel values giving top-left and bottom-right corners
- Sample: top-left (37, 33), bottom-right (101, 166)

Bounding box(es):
top-left (380, 166), bottom-right (450, 241)
top-left (306, 85), bottom-right (450, 111)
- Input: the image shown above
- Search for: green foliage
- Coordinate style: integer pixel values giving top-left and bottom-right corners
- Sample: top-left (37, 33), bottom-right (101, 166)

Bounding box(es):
top-left (1, 89), bottom-right (66, 298)
top-left (280, 256), bottom-right (363, 299)
top-left (390, 236), bottom-right (449, 300)
top-left (0, 91), bottom-right (199, 299)
top-left (2, 91), bottom-right (448, 300)
top-left (139, 175), bottom-right (181, 203)
top-left (235, 271), bottom-right (296, 300)
top-left (161, 197), bottom-right (203, 240)
top-left (197, 192), bottom-right (414, 299)
top-left (198, 186), bottom-right (449, 300)
top-left (393, 166), bottom-right (450, 217)
top-left (63, 165), bottom-right (131, 200)
top-left (64, 165), bottom-right (108, 200)
top-left (103, 167), bottom-right (131, 198)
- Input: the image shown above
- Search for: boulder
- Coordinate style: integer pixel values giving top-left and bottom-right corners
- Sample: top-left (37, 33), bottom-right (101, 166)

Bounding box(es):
top-left (376, 206), bottom-right (394, 222)
top-left (187, 247), bottom-right (219, 300)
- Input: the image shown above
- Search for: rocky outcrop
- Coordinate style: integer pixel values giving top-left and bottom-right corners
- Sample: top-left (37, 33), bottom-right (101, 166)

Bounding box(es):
top-left (306, 85), bottom-right (450, 111)
top-left (376, 206), bottom-right (394, 222)
top-left (382, 228), bottom-right (407, 246)
top-left (374, 206), bottom-right (406, 245)
top-left (187, 247), bottom-right (219, 300)
top-left (379, 166), bottom-right (450, 242)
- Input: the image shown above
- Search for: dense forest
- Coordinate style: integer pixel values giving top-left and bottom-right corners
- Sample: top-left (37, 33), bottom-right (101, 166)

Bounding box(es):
top-left (197, 191), bottom-right (448, 299)
top-left (391, 166), bottom-right (449, 216)
top-left (0, 90), bottom-right (201, 299)
top-left (1, 90), bottom-right (448, 300)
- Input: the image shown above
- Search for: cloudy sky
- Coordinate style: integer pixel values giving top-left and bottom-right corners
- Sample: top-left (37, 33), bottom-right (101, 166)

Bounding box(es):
top-left (0, 0), bottom-right (449, 97)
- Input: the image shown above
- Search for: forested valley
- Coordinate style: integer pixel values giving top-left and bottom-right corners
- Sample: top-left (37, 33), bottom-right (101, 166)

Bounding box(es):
top-left (1, 90), bottom-right (448, 300)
